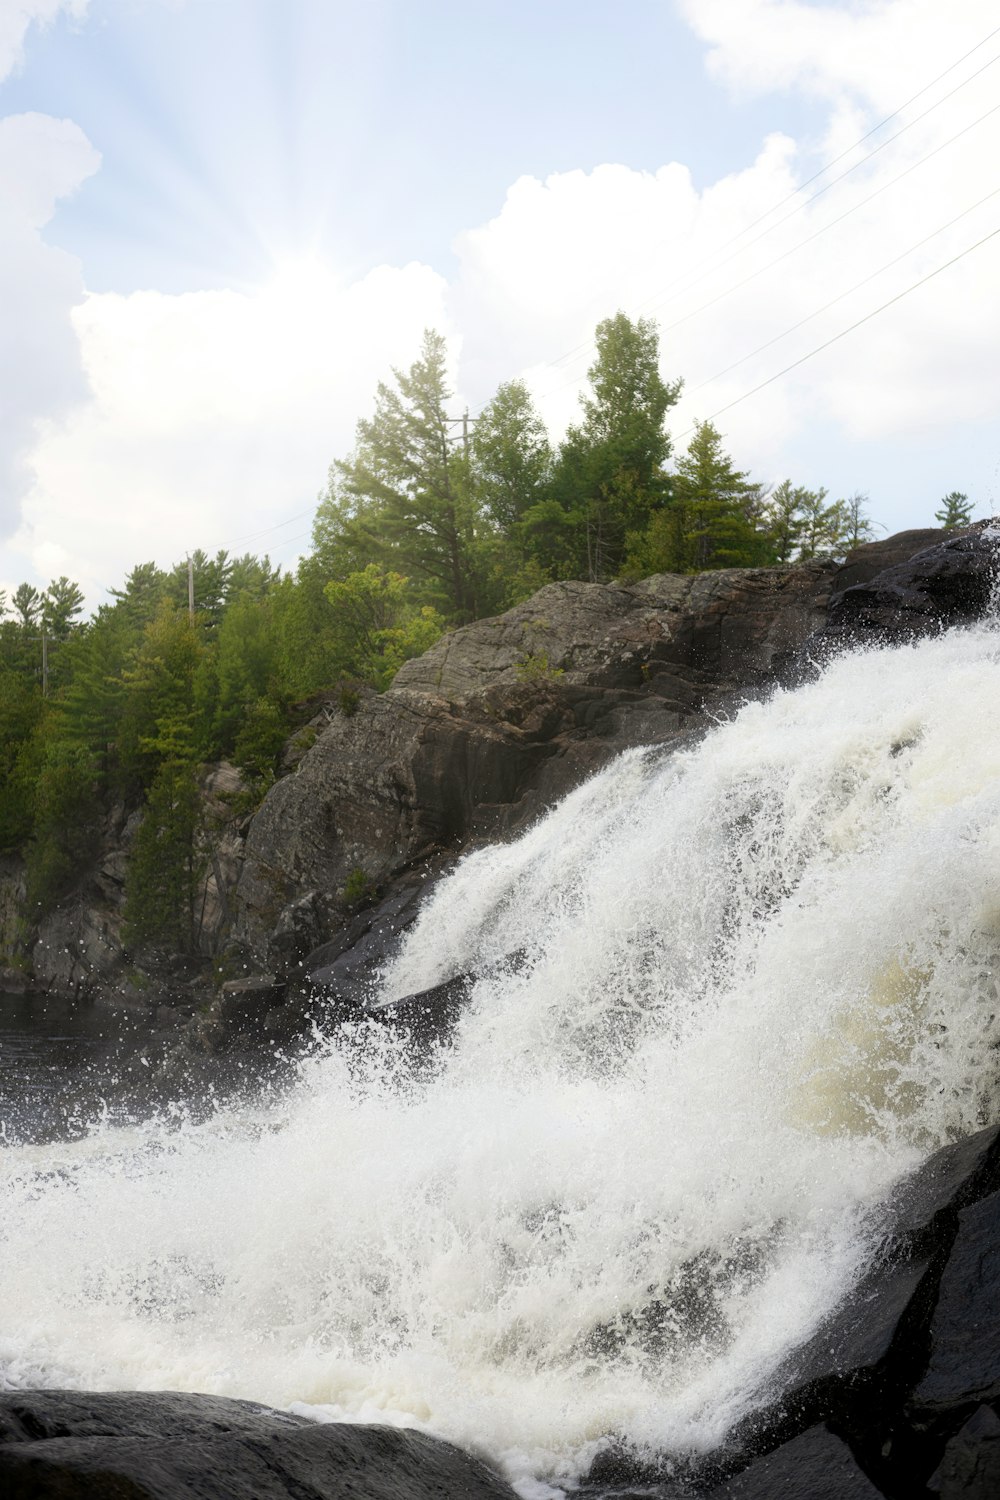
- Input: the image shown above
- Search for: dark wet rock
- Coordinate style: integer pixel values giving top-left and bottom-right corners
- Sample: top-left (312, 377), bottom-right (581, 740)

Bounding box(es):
top-left (583, 1123), bottom-right (1000, 1499)
top-left (822, 523), bottom-right (997, 647)
top-left (303, 874), bottom-right (441, 1009)
top-left (704, 1424), bottom-right (883, 1497)
top-left (928, 1404), bottom-right (1000, 1497)
top-left (0, 1390), bottom-right (519, 1500)
top-left (915, 1190), bottom-right (1000, 1411)
top-left (370, 971), bottom-right (474, 1043)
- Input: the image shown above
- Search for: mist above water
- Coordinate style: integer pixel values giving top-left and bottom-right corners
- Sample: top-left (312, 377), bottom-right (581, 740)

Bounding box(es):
top-left (3, 622), bottom-right (1000, 1493)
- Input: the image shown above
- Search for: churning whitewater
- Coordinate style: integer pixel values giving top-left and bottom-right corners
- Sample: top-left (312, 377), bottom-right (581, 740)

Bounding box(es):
top-left (3, 621), bottom-right (1000, 1493)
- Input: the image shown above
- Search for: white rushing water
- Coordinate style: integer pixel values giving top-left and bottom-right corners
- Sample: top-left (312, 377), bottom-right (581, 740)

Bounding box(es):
top-left (3, 621), bottom-right (1000, 1494)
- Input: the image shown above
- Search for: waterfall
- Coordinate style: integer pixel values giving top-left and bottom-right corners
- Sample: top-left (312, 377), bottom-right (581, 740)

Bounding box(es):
top-left (3, 620), bottom-right (1000, 1495)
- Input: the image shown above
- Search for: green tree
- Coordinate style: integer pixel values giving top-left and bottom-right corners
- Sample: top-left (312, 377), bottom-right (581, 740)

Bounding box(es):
top-left (935, 491), bottom-right (974, 527)
top-left (123, 757), bottom-right (203, 955)
top-left (24, 741), bottom-right (101, 912)
top-left (11, 583), bottom-right (41, 629)
top-left (41, 576), bottom-right (84, 638)
top-left (118, 601), bottom-right (202, 787)
top-left (761, 479), bottom-right (808, 564)
top-left (838, 491), bottom-right (877, 552)
top-left (0, 670), bottom-right (44, 849)
top-left (319, 330), bottom-right (487, 620)
top-left (323, 565), bottom-right (445, 689)
top-left (472, 379), bottom-right (552, 534)
top-left (795, 487), bottom-right (852, 560)
top-left (553, 312), bottom-right (682, 580)
top-left (632, 420), bottom-right (763, 573)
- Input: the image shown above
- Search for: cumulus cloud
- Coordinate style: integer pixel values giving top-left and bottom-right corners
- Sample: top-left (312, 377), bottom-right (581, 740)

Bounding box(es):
top-left (5, 0), bottom-right (1000, 601)
top-left (0, 111), bottom-right (99, 545)
top-left (15, 260), bottom-right (452, 602)
top-left (452, 0), bottom-right (1000, 489)
top-left (0, 0), bottom-right (88, 84)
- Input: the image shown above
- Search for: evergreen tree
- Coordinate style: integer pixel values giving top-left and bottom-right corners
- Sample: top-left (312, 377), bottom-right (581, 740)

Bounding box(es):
top-left (472, 379), bottom-right (553, 534)
top-left (41, 577), bottom-right (84, 638)
top-left (319, 330), bottom-right (487, 620)
top-left (633, 421), bottom-right (763, 573)
top-left (24, 741), bottom-right (101, 912)
top-left (935, 491), bottom-right (974, 527)
top-left (123, 757), bottom-right (203, 955)
top-left (839, 491), bottom-right (877, 552)
top-left (553, 313), bottom-right (681, 580)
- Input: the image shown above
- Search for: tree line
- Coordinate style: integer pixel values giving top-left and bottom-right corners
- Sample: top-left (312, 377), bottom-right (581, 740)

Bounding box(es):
top-left (0, 312), bottom-right (974, 959)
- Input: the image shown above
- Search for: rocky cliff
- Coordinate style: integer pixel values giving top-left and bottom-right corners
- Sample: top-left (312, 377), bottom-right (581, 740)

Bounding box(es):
top-left (229, 524), bottom-right (984, 982)
top-left (9, 522), bottom-right (994, 1028)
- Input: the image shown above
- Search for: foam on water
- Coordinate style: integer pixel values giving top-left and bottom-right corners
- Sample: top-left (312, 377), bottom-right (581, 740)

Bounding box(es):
top-left (3, 623), bottom-right (1000, 1491)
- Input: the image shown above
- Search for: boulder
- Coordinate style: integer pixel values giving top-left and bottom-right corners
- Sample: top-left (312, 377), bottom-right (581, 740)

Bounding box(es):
top-left (915, 1189), bottom-right (1000, 1412)
top-left (0, 1390), bottom-right (519, 1500)
top-left (928, 1404), bottom-right (1000, 1498)
top-left (585, 1122), bottom-right (1000, 1498)
top-left (822, 524), bottom-right (996, 646)
top-left (703, 1424), bottom-right (883, 1498)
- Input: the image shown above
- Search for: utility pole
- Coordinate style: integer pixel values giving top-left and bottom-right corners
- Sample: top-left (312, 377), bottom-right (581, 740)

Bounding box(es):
top-left (462, 407), bottom-right (470, 464)
top-left (187, 556), bottom-right (195, 622)
top-left (41, 625), bottom-right (48, 699)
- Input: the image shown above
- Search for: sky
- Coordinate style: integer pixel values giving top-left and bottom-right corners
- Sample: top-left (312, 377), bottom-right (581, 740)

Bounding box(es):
top-left (1, 0), bottom-right (998, 610)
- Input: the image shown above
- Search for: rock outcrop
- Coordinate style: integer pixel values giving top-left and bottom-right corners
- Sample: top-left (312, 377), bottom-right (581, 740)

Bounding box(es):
top-left (584, 1123), bottom-right (1000, 1498)
top-left (0, 1391), bottom-right (518, 1500)
top-left (7, 524), bottom-right (995, 1016)
top-left (230, 523), bottom-right (997, 982)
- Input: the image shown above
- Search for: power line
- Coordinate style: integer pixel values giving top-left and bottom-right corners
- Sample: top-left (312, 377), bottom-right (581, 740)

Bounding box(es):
top-left (224, 506), bottom-right (316, 546)
top-left (674, 221), bottom-right (1000, 441)
top-left (635, 49), bottom-right (1000, 326)
top-left (490, 20), bottom-right (1000, 404)
top-left (532, 94), bottom-right (1000, 409)
top-left (684, 183), bottom-right (1000, 398)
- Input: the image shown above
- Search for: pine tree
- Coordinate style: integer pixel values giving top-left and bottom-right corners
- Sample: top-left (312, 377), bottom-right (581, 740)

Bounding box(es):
top-left (319, 330), bottom-right (487, 620)
top-left (553, 313), bottom-right (681, 580)
top-left (935, 491), bottom-right (974, 527)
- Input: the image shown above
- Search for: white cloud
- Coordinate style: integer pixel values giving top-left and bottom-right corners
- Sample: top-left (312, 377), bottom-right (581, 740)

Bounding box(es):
top-left (5, 0), bottom-right (1000, 602)
top-left (15, 259), bottom-right (452, 602)
top-left (676, 0), bottom-right (997, 114)
top-left (0, 0), bottom-right (88, 83)
top-left (0, 110), bottom-right (99, 546)
top-left (450, 0), bottom-right (1000, 501)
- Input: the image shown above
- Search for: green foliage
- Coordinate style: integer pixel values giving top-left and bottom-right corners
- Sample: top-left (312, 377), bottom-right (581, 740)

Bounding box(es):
top-left (25, 742), bottom-right (101, 912)
top-left (342, 866), bottom-right (375, 907)
top-left (553, 312), bottom-right (682, 580)
top-left (323, 565), bottom-right (445, 690)
top-left (41, 576), bottom-right (84, 639)
top-left (473, 379), bottom-right (553, 534)
top-left (515, 650), bottom-right (564, 683)
top-left (935, 491), bottom-right (974, 527)
top-left (123, 758), bottom-right (204, 954)
top-left (319, 330), bottom-right (488, 621)
top-left (625, 421), bottom-right (764, 574)
top-left (0, 670), bottom-right (44, 849)
top-left (232, 696), bottom-right (288, 785)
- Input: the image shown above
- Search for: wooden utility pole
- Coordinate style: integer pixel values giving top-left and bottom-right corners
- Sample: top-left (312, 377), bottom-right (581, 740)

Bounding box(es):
top-left (187, 557), bottom-right (195, 622)
top-left (41, 626), bottom-right (48, 699)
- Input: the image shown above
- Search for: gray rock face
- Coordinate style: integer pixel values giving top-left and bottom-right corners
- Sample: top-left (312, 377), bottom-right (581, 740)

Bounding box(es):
top-left (231, 524), bottom-right (998, 976)
top-left (0, 1390), bottom-right (518, 1500)
top-left (232, 561), bottom-right (842, 971)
